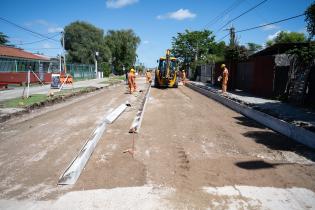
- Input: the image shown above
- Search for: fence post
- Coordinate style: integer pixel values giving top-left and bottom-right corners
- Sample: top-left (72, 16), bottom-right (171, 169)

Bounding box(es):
top-left (26, 70), bottom-right (30, 98)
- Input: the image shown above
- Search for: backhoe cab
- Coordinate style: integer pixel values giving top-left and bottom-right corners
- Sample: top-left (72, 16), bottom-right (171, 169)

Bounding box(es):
top-left (155, 49), bottom-right (178, 88)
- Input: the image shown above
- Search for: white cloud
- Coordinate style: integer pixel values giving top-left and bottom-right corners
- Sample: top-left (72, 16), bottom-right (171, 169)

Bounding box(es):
top-left (261, 23), bottom-right (279, 31)
top-left (48, 27), bottom-right (63, 33)
top-left (106, 0), bottom-right (138, 8)
top-left (42, 43), bottom-right (53, 48)
top-left (157, 9), bottom-right (196, 21)
top-left (267, 31), bottom-right (280, 40)
top-left (143, 40), bottom-right (149, 44)
top-left (25, 19), bottom-right (49, 27)
top-left (266, 30), bottom-right (290, 41)
top-left (25, 19), bottom-right (63, 33)
top-left (35, 19), bottom-right (50, 26)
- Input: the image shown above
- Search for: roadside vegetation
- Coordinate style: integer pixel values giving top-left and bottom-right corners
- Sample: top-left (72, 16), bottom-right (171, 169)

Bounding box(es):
top-left (63, 21), bottom-right (140, 76)
top-left (99, 75), bottom-right (126, 85)
top-left (1, 87), bottom-right (94, 108)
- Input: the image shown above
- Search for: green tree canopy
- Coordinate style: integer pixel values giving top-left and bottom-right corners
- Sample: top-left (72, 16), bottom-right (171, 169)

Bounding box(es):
top-left (247, 42), bottom-right (262, 53)
top-left (266, 31), bottom-right (307, 46)
top-left (64, 21), bottom-right (111, 65)
top-left (0, 32), bottom-right (10, 46)
top-left (224, 45), bottom-right (249, 61)
top-left (104, 29), bottom-right (140, 75)
top-left (305, 2), bottom-right (315, 39)
top-left (171, 30), bottom-right (217, 65)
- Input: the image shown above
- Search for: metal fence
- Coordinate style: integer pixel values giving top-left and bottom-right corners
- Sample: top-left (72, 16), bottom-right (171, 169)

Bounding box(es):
top-left (0, 58), bottom-right (96, 80)
top-left (196, 64), bottom-right (215, 84)
top-left (66, 63), bottom-right (96, 80)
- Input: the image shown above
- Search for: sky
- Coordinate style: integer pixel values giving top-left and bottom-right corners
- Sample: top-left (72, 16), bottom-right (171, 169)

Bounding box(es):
top-left (1, 0), bottom-right (313, 67)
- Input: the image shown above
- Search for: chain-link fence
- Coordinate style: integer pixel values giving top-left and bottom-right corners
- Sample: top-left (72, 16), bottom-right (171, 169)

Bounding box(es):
top-left (0, 58), bottom-right (96, 80)
top-left (66, 63), bottom-right (96, 80)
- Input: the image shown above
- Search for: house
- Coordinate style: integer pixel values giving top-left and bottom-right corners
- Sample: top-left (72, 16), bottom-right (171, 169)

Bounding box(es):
top-left (0, 45), bottom-right (52, 86)
top-left (236, 42), bottom-right (314, 101)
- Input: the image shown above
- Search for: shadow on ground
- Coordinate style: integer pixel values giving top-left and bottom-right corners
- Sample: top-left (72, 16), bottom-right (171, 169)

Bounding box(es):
top-left (233, 116), bottom-right (266, 129)
top-left (234, 115), bottom-right (315, 162)
top-left (235, 160), bottom-right (294, 170)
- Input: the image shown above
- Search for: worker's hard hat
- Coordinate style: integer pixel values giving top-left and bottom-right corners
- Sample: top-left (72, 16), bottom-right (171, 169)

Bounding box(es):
top-left (221, 64), bottom-right (226, 69)
top-left (182, 70), bottom-right (185, 72)
top-left (130, 68), bottom-right (135, 72)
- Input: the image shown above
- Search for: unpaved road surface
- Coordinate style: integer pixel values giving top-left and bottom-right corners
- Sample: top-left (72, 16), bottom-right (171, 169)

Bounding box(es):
top-left (0, 77), bottom-right (315, 209)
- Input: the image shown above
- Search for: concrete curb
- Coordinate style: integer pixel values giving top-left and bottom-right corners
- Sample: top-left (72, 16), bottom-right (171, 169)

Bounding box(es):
top-left (58, 101), bottom-right (129, 185)
top-left (186, 82), bottom-right (315, 149)
top-left (129, 84), bottom-right (151, 133)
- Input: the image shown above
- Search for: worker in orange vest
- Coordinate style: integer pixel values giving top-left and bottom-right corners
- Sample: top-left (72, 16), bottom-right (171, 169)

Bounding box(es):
top-left (182, 70), bottom-right (187, 85)
top-left (128, 67), bottom-right (136, 94)
top-left (220, 64), bottom-right (229, 94)
top-left (145, 70), bottom-right (152, 84)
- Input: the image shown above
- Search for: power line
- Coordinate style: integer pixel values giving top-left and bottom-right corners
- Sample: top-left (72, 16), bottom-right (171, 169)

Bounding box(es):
top-left (0, 17), bottom-right (60, 42)
top-left (12, 33), bottom-right (61, 46)
top-left (217, 33), bottom-right (230, 42)
top-left (203, 0), bottom-right (245, 29)
top-left (216, 13), bottom-right (305, 42)
top-left (244, 0), bottom-right (270, 23)
top-left (217, 0), bottom-right (268, 32)
top-left (236, 14), bottom-right (305, 33)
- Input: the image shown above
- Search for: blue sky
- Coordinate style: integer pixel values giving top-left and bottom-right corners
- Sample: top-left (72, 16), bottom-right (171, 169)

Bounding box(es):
top-left (1, 0), bottom-right (313, 67)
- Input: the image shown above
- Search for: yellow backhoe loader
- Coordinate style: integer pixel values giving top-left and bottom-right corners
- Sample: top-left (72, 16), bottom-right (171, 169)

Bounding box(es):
top-left (155, 49), bottom-right (178, 88)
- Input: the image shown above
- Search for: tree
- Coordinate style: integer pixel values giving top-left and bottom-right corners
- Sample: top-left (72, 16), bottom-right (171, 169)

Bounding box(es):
top-left (224, 45), bottom-right (249, 61)
top-left (171, 30), bottom-right (217, 65)
top-left (266, 31), bottom-right (307, 46)
top-left (0, 32), bottom-right (10, 46)
top-left (247, 42), bottom-right (262, 54)
top-left (64, 21), bottom-right (111, 65)
top-left (104, 29), bottom-right (140, 75)
top-left (305, 2), bottom-right (315, 39)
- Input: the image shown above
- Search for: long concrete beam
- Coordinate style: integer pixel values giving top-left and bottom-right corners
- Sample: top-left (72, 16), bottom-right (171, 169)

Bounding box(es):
top-left (129, 84), bottom-right (151, 133)
top-left (105, 102), bottom-right (129, 124)
top-left (58, 102), bottom-right (129, 185)
top-left (186, 82), bottom-right (315, 149)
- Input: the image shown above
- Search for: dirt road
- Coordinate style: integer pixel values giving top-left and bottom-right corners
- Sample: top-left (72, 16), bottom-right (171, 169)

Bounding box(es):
top-left (0, 78), bottom-right (315, 209)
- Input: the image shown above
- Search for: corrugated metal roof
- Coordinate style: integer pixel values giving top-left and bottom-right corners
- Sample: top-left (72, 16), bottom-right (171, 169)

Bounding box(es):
top-left (0, 45), bottom-right (49, 60)
top-left (250, 42), bottom-right (313, 57)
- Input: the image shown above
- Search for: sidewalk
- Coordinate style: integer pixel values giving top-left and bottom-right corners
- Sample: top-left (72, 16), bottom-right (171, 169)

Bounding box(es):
top-left (0, 78), bottom-right (110, 102)
top-left (0, 78), bottom-right (118, 123)
top-left (189, 81), bottom-right (315, 132)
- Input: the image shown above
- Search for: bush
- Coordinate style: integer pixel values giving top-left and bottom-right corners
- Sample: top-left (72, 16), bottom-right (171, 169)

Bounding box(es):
top-left (101, 63), bottom-right (111, 77)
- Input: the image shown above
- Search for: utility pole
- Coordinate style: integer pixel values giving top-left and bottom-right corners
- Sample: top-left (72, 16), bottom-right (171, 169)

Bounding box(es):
top-left (61, 31), bottom-right (66, 73)
top-left (229, 26), bottom-right (236, 47)
top-left (95, 51), bottom-right (99, 78)
top-left (195, 43), bottom-right (199, 62)
top-left (58, 54), bottom-right (62, 73)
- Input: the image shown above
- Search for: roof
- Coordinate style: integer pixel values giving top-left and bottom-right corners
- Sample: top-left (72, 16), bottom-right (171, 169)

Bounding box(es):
top-left (0, 45), bottom-right (49, 60)
top-left (251, 42), bottom-right (314, 57)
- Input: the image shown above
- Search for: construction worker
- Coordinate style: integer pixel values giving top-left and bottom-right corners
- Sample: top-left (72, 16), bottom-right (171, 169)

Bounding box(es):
top-left (133, 68), bottom-right (137, 91)
top-left (181, 70), bottom-right (186, 85)
top-left (128, 67), bottom-right (136, 94)
top-left (145, 70), bottom-right (152, 84)
top-left (220, 64), bottom-right (229, 94)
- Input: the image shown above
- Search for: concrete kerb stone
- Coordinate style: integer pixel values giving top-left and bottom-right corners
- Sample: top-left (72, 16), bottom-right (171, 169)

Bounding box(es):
top-left (185, 82), bottom-right (315, 149)
top-left (129, 84), bottom-right (151, 133)
top-left (58, 101), bottom-right (129, 185)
